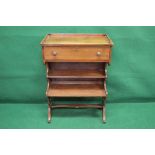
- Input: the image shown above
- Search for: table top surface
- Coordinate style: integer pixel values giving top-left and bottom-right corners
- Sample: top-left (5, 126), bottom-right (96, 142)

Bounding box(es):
top-left (41, 34), bottom-right (113, 46)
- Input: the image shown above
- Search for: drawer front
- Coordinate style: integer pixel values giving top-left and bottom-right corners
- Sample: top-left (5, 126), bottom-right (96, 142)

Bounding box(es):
top-left (43, 46), bottom-right (111, 62)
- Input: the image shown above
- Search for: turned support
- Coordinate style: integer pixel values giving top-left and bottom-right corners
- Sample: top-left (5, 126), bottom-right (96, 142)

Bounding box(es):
top-left (102, 98), bottom-right (106, 123)
top-left (48, 97), bottom-right (52, 123)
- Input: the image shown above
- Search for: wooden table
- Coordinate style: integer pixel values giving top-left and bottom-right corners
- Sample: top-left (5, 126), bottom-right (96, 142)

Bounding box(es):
top-left (40, 34), bottom-right (113, 123)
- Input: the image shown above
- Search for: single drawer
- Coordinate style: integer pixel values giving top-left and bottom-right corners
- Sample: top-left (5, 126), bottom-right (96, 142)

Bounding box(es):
top-left (43, 46), bottom-right (111, 62)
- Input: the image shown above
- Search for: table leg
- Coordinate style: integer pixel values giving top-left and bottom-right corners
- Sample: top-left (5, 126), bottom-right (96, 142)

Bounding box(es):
top-left (102, 98), bottom-right (106, 123)
top-left (48, 97), bottom-right (52, 123)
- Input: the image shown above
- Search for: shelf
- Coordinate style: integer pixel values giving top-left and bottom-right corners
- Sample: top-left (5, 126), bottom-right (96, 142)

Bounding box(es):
top-left (47, 69), bottom-right (106, 78)
top-left (51, 104), bottom-right (103, 109)
top-left (46, 84), bottom-right (106, 97)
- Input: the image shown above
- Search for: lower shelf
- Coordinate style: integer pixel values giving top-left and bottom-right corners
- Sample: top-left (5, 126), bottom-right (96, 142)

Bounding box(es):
top-left (51, 104), bottom-right (103, 109)
top-left (46, 84), bottom-right (106, 97)
top-left (47, 69), bottom-right (106, 78)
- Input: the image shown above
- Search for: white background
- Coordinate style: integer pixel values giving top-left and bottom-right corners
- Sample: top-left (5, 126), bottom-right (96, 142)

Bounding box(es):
top-left (0, 0), bottom-right (155, 25)
top-left (0, 130), bottom-right (155, 155)
top-left (0, 0), bottom-right (155, 154)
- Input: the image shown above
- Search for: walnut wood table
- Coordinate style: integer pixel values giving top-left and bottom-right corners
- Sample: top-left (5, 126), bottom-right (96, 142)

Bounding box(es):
top-left (40, 34), bottom-right (113, 123)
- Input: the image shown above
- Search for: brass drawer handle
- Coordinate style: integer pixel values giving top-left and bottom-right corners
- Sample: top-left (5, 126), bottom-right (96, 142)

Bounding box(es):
top-left (52, 51), bottom-right (57, 56)
top-left (96, 51), bottom-right (101, 56)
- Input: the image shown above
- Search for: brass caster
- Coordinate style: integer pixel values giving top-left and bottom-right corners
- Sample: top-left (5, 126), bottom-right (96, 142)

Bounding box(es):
top-left (48, 119), bottom-right (51, 123)
top-left (103, 120), bottom-right (106, 124)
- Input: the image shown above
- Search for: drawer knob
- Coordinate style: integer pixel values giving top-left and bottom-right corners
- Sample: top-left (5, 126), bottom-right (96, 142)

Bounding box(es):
top-left (52, 51), bottom-right (57, 56)
top-left (96, 51), bottom-right (101, 56)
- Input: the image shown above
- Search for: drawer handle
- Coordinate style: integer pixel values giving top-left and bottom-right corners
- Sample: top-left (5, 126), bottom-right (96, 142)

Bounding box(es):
top-left (52, 51), bottom-right (57, 56)
top-left (96, 51), bottom-right (101, 56)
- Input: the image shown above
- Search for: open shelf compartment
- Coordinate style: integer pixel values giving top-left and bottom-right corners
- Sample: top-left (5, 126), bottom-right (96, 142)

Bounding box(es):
top-left (47, 62), bottom-right (107, 79)
top-left (46, 79), bottom-right (106, 97)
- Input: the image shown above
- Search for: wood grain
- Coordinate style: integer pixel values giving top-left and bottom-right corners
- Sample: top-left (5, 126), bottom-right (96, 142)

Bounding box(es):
top-left (46, 84), bottom-right (106, 97)
top-left (51, 104), bottom-right (103, 109)
top-left (49, 62), bottom-right (106, 70)
top-left (41, 34), bottom-right (113, 46)
top-left (47, 69), bottom-right (106, 78)
top-left (50, 78), bottom-right (104, 85)
top-left (43, 46), bottom-right (111, 62)
top-left (41, 34), bottom-right (113, 123)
